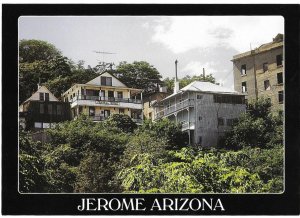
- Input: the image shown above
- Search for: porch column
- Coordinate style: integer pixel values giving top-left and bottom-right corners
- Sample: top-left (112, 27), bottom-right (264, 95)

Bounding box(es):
top-left (141, 91), bottom-right (144, 123)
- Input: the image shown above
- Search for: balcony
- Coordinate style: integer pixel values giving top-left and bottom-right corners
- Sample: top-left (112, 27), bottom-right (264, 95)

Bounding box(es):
top-left (154, 99), bottom-right (195, 119)
top-left (88, 115), bottom-right (142, 124)
top-left (70, 95), bottom-right (143, 110)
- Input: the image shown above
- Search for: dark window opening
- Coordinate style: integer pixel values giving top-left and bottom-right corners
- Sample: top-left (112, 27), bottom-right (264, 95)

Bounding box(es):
top-left (89, 106), bottom-right (95, 116)
top-left (242, 82), bottom-right (247, 93)
top-left (119, 108), bottom-right (124, 114)
top-left (264, 80), bottom-right (271, 90)
top-left (39, 93), bottom-right (44, 101)
top-left (117, 91), bottom-right (123, 99)
top-left (278, 91), bottom-right (283, 104)
top-left (101, 76), bottom-right (112, 86)
top-left (263, 63), bottom-right (268, 72)
top-left (199, 116), bottom-right (202, 121)
top-left (45, 93), bottom-right (49, 101)
top-left (277, 72), bottom-right (283, 84)
top-left (241, 64), bottom-right (247, 75)
top-left (197, 95), bottom-right (203, 99)
top-left (276, 54), bottom-right (283, 66)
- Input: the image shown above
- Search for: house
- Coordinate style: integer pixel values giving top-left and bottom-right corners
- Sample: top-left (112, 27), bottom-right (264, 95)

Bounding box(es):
top-left (153, 81), bottom-right (246, 147)
top-left (62, 72), bottom-right (143, 123)
top-left (19, 85), bottom-right (71, 130)
top-left (232, 33), bottom-right (284, 111)
top-left (143, 86), bottom-right (169, 121)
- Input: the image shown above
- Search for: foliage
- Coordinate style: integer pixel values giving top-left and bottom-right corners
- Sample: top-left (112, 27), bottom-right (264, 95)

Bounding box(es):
top-left (221, 98), bottom-right (283, 149)
top-left (137, 119), bottom-right (189, 150)
top-left (163, 74), bottom-right (216, 93)
top-left (112, 61), bottom-right (162, 93)
top-left (118, 146), bottom-right (283, 193)
top-left (19, 131), bottom-right (48, 192)
top-left (105, 114), bottom-right (137, 133)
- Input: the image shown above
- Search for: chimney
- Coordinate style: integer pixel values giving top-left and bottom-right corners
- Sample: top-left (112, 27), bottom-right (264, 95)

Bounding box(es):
top-left (37, 78), bottom-right (41, 89)
top-left (174, 60), bottom-right (180, 94)
top-left (202, 68), bottom-right (205, 80)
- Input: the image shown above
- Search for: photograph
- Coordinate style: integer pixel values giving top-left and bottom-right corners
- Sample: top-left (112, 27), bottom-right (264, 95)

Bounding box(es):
top-left (18, 15), bottom-right (284, 194)
top-left (2, 3), bottom-right (299, 215)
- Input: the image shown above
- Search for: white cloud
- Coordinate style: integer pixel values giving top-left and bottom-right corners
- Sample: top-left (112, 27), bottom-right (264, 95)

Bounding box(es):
top-left (148, 16), bottom-right (284, 54)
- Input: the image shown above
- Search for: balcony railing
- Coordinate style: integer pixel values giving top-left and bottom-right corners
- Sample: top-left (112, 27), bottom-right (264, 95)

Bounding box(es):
top-left (88, 115), bottom-right (142, 124)
top-left (155, 99), bottom-right (195, 119)
top-left (70, 95), bottom-right (142, 104)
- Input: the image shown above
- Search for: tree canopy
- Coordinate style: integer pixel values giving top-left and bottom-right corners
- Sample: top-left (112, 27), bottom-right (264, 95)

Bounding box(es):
top-left (112, 61), bottom-right (163, 93)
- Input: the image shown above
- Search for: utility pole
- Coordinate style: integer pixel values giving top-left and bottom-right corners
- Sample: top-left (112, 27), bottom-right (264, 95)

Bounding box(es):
top-left (250, 44), bottom-right (258, 100)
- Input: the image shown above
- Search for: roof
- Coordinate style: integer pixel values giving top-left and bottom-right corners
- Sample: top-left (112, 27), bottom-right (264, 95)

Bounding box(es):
top-left (21, 86), bottom-right (59, 105)
top-left (232, 33), bottom-right (283, 61)
top-left (162, 81), bottom-right (241, 101)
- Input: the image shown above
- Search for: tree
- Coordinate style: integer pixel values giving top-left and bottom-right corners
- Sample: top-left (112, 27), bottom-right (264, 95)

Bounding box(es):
top-left (163, 74), bottom-right (216, 93)
top-left (19, 39), bottom-right (61, 63)
top-left (105, 114), bottom-right (137, 133)
top-left (221, 98), bottom-right (283, 149)
top-left (112, 61), bottom-right (162, 93)
top-left (138, 119), bottom-right (189, 150)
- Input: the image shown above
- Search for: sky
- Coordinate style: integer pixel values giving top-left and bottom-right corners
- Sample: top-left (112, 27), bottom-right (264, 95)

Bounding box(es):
top-left (19, 16), bottom-right (284, 89)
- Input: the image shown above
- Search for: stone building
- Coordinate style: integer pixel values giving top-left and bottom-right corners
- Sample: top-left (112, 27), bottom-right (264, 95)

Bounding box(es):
top-left (232, 33), bottom-right (284, 111)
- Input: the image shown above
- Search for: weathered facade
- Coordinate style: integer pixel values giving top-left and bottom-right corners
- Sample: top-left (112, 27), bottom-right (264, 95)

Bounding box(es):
top-left (62, 72), bottom-right (143, 123)
top-left (19, 86), bottom-right (71, 130)
top-left (143, 87), bottom-right (169, 121)
top-left (154, 81), bottom-right (246, 147)
top-left (232, 33), bottom-right (284, 111)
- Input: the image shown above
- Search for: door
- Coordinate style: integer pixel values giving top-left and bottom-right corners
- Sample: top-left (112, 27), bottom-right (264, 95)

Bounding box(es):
top-left (104, 110), bottom-right (110, 118)
top-left (108, 91), bottom-right (114, 101)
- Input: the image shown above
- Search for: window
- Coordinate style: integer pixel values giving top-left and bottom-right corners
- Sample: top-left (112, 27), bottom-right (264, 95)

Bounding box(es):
top-left (276, 54), bottom-right (283, 66)
top-left (227, 118), bottom-right (238, 127)
top-left (57, 105), bottom-right (62, 115)
top-left (43, 123), bottom-right (50, 129)
top-left (101, 76), bottom-right (112, 86)
top-left (149, 112), bottom-right (152, 118)
top-left (117, 91), bottom-right (123, 99)
top-left (119, 108), bottom-right (125, 114)
top-left (264, 80), bottom-right (271, 90)
top-left (45, 93), bottom-right (49, 101)
top-left (241, 64), bottom-right (247, 75)
top-left (263, 63), bottom-right (268, 72)
top-left (40, 103), bottom-right (44, 114)
top-left (278, 91), bottom-right (283, 104)
top-left (104, 110), bottom-right (110, 118)
top-left (199, 116), bottom-right (202, 121)
top-left (277, 72), bottom-right (283, 84)
top-left (48, 104), bottom-right (53, 114)
top-left (108, 91), bottom-right (114, 100)
top-left (242, 82), bottom-right (247, 93)
top-left (218, 117), bottom-right (224, 126)
top-left (89, 107), bottom-right (95, 116)
top-left (34, 122), bottom-right (42, 128)
top-left (197, 95), bottom-right (203, 100)
top-left (39, 93), bottom-right (44, 101)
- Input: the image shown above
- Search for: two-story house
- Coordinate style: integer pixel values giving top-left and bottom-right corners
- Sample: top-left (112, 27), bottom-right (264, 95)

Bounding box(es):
top-left (19, 85), bottom-right (71, 130)
top-left (153, 81), bottom-right (246, 147)
top-left (62, 72), bottom-right (143, 123)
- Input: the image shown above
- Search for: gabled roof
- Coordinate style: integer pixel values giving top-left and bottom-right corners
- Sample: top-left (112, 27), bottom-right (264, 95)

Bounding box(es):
top-left (21, 86), bottom-right (59, 105)
top-left (85, 72), bottom-right (127, 87)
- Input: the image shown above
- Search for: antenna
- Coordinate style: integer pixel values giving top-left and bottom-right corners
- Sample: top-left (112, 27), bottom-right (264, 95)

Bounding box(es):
top-left (93, 50), bottom-right (117, 72)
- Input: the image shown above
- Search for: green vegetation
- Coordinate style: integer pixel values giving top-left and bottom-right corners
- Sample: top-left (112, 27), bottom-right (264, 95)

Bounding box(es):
top-left (19, 39), bottom-right (283, 194)
top-left (20, 100), bottom-right (283, 193)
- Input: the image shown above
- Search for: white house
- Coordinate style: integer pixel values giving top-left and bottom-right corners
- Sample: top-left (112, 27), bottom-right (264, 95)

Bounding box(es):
top-left (62, 72), bottom-right (143, 123)
top-left (153, 81), bottom-right (246, 147)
